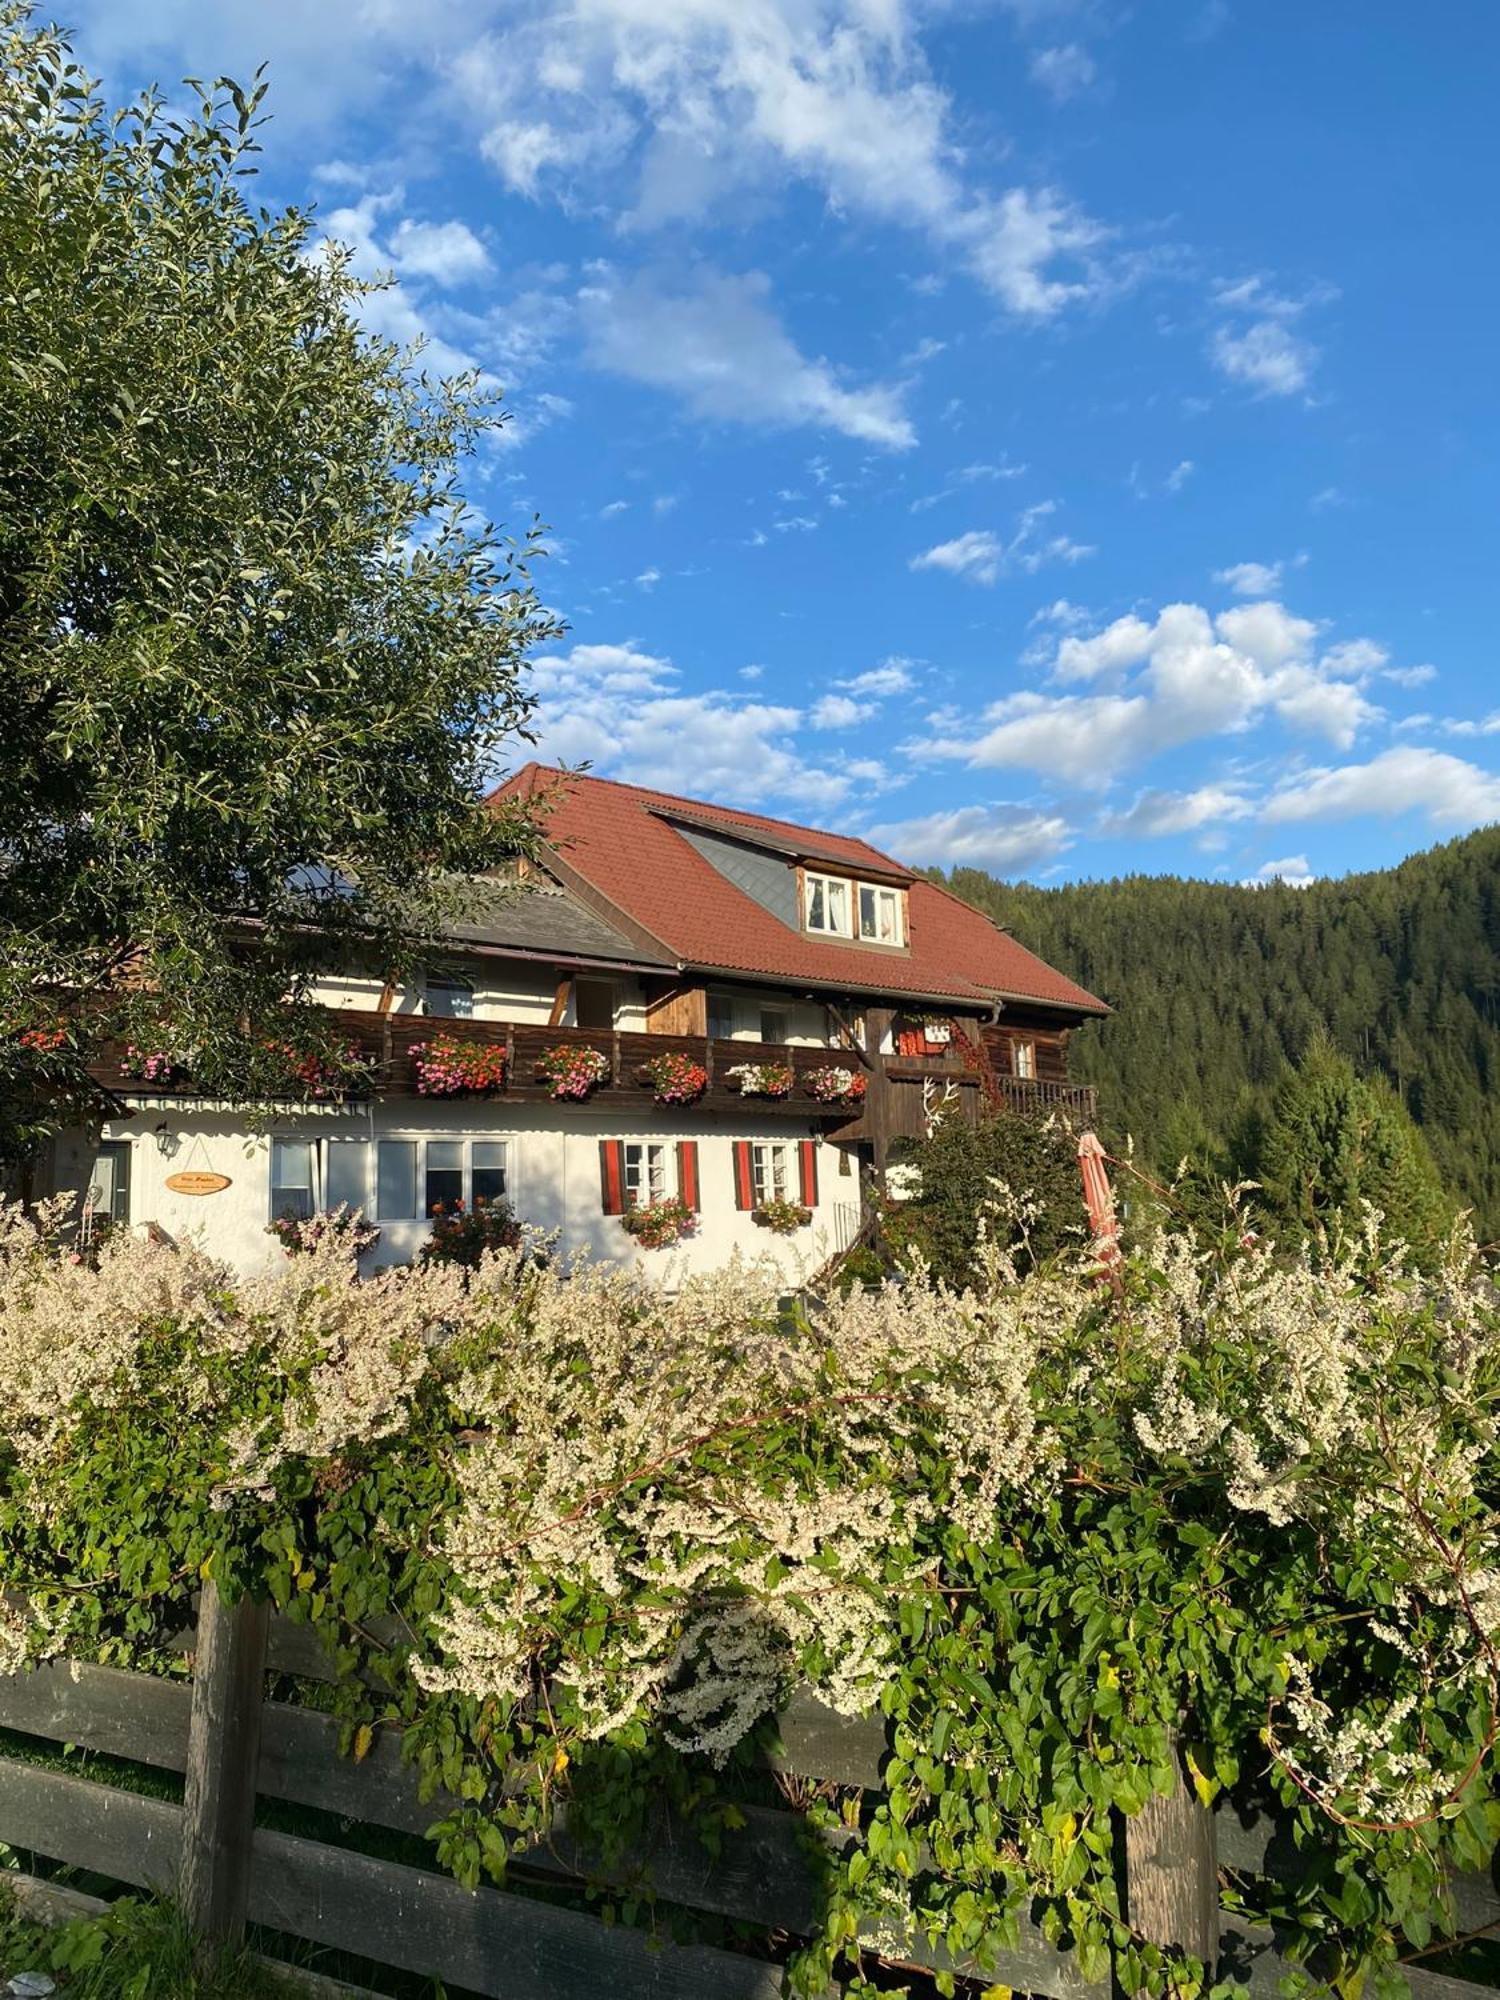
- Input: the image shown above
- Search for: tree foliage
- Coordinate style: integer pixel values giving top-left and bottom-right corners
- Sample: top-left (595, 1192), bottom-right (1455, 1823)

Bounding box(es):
top-left (883, 1109), bottom-right (1083, 1284)
top-left (940, 828), bottom-right (1499, 1235)
top-left (0, 9), bottom-right (557, 1149)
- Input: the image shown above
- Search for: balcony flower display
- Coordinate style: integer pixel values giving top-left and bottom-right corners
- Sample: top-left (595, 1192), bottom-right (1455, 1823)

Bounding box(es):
top-left (752, 1197), bottom-right (812, 1234)
top-left (409, 1033), bottom-right (508, 1098)
top-left (725, 1060), bottom-right (795, 1099)
top-left (16, 1023), bottom-right (69, 1052)
top-left (803, 1065), bottom-right (867, 1107)
top-left (421, 1197), bottom-right (527, 1270)
top-left (638, 1052), bottom-right (709, 1104)
top-left (267, 1205), bottom-right (380, 1258)
top-left (537, 1043), bottom-right (610, 1100)
top-left (123, 1045), bottom-right (189, 1085)
top-left (621, 1196), bottom-right (697, 1249)
top-left (265, 1038), bottom-right (372, 1099)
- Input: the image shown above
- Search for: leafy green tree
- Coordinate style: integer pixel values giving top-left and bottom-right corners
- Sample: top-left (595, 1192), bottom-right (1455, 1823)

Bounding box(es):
top-left (1255, 1031), bottom-right (1455, 1263)
top-left (0, 9), bottom-right (557, 1156)
top-left (883, 1110), bottom-right (1083, 1284)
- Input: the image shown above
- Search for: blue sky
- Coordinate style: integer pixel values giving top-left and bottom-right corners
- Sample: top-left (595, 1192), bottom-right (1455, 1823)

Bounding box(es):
top-left (72, 0), bottom-right (1500, 886)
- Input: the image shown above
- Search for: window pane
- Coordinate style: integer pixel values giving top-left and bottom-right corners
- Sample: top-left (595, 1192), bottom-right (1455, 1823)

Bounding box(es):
top-left (472, 1140), bottom-right (508, 1207)
top-left (879, 890), bottom-right (900, 943)
top-left (648, 1146), bottom-right (667, 1200)
top-left (708, 993), bottom-right (737, 1039)
top-left (325, 1140), bottom-right (369, 1213)
top-left (425, 1138), bottom-right (464, 1216)
top-left (88, 1143), bottom-right (130, 1225)
top-left (825, 879), bottom-right (849, 934)
top-left (752, 1143), bottom-right (788, 1204)
top-left (760, 1008), bottom-right (788, 1045)
top-left (271, 1137), bottom-right (315, 1221)
top-left (1013, 1041), bottom-right (1036, 1079)
top-left (378, 1140), bottom-right (416, 1220)
top-left (427, 978), bottom-right (474, 1018)
top-left (806, 878), bottom-right (826, 930)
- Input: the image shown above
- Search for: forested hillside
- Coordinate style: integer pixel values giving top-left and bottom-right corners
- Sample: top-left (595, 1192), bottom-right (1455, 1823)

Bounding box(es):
top-left (941, 827), bottom-right (1500, 1239)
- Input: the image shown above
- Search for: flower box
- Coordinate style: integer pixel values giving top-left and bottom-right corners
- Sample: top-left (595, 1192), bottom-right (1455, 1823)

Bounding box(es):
top-left (804, 1065), bottom-right (867, 1107)
top-left (536, 1044), bottom-right (611, 1100)
top-left (621, 1196), bottom-right (698, 1249)
top-left (752, 1198), bottom-right (812, 1235)
top-left (725, 1061), bottom-right (795, 1099)
top-left (638, 1052), bottom-right (709, 1104)
top-left (410, 1033), bottom-right (508, 1098)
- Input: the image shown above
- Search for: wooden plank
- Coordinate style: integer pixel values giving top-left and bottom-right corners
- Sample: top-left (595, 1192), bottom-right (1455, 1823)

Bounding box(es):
top-left (180, 1582), bottom-right (270, 1945)
top-left (0, 1758), bottom-right (183, 1891)
top-left (246, 1824), bottom-right (789, 2000)
top-left (1123, 1739), bottom-right (1218, 1961)
top-left (767, 1685), bottom-right (887, 1790)
top-left (0, 1658), bottom-right (190, 1771)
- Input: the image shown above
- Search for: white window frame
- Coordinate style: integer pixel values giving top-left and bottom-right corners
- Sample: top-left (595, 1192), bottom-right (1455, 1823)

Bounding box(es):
top-left (803, 870), bottom-right (853, 938)
top-left (424, 972), bottom-right (476, 1019)
top-left (270, 1135), bottom-right (374, 1221)
top-left (858, 883), bottom-right (905, 946)
top-left (1012, 1039), bottom-right (1037, 1080)
top-left (751, 1141), bottom-right (795, 1206)
top-left (86, 1140), bottom-right (132, 1227)
top-left (622, 1141), bottom-right (672, 1209)
top-left (376, 1136), bottom-right (514, 1221)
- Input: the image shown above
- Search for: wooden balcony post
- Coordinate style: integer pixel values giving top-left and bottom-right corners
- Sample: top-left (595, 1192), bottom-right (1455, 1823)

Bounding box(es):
top-left (1121, 1733), bottom-right (1219, 1967)
top-left (180, 1579), bottom-right (269, 1950)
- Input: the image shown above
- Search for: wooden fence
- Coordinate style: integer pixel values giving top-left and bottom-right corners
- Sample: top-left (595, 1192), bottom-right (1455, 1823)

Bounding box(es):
top-left (0, 1586), bottom-right (1496, 1999)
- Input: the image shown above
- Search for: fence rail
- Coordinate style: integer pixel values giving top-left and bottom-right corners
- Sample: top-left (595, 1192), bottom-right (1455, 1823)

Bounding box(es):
top-left (0, 1592), bottom-right (1494, 1998)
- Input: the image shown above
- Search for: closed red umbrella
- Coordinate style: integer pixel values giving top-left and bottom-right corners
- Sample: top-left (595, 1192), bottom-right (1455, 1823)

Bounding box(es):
top-left (1078, 1130), bottom-right (1123, 1293)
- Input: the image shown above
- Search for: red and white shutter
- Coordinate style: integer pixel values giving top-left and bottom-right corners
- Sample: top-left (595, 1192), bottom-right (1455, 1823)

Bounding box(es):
top-left (599, 1140), bottom-right (627, 1215)
top-left (798, 1140), bottom-right (819, 1209)
top-left (732, 1141), bottom-right (755, 1210)
top-left (676, 1141), bottom-right (700, 1212)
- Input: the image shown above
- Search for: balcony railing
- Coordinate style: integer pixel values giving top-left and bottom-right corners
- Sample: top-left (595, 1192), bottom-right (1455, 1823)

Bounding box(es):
top-left (990, 1075), bottom-right (1098, 1123)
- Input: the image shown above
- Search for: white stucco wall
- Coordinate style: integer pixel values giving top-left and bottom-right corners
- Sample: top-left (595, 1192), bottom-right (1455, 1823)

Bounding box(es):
top-left (50, 1095), bottom-right (864, 1285)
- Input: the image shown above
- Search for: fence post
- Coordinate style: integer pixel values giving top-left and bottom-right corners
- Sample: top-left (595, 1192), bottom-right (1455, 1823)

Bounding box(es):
top-left (179, 1579), bottom-right (269, 1949)
top-left (1122, 1732), bottom-right (1219, 1967)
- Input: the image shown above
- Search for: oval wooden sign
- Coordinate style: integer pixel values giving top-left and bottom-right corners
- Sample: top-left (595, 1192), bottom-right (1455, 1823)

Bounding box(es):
top-left (165, 1170), bottom-right (232, 1197)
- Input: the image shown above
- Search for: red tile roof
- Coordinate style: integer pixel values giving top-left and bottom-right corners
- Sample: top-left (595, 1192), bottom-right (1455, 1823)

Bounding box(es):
top-left (492, 765), bottom-right (1107, 1017)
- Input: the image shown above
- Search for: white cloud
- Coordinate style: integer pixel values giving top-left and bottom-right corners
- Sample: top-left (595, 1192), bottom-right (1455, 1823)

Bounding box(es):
top-left (1102, 785), bottom-right (1254, 838)
top-left (1214, 600), bottom-right (1319, 668)
top-left (389, 217), bottom-right (492, 285)
top-left (911, 502), bottom-right (1093, 586)
top-left (911, 529), bottom-right (1004, 585)
top-left (1029, 43), bottom-right (1097, 102)
top-left (1263, 748), bottom-right (1500, 828)
top-left (1245, 856), bottom-right (1316, 887)
top-left (1053, 614), bottom-right (1154, 682)
top-left (1210, 318), bottom-right (1316, 397)
top-left (1215, 559), bottom-right (1283, 596)
top-left (579, 266), bottom-right (915, 449)
top-left (1383, 662), bottom-right (1437, 689)
top-left (840, 660), bottom-right (917, 697)
top-left (1165, 459), bottom-right (1195, 492)
top-left (1443, 712), bottom-right (1500, 738)
top-left (811, 694), bottom-right (864, 729)
top-left (635, 567), bottom-right (661, 590)
top-left (869, 803), bottom-right (1071, 873)
top-left (527, 640), bottom-right (880, 809)
top-left (599, 500), bottom-right (630, 519)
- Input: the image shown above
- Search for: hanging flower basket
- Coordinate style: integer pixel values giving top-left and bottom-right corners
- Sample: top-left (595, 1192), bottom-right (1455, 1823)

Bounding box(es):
top-left (621, 1197), bottom-right (698, 1249)
top-left (637, 1052), bottom-right (709, 1104)
top-left (537, 1044), bottom-right (611, 1099)
top-left (752, 1198), bottom-right (812, 1234)
top-left (410, 1033), bottom-right (508, 1098)
top-left (265, 1038), bottom-right (373, 1099)
top-left (804, 1065), bottom-right (867, 1107)
top-left (725, 1061), bottom-right (795, 1099)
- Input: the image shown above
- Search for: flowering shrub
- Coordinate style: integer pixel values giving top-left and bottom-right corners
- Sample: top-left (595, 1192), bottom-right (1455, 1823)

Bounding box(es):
top-left (536, 1044), bottom-right (610, 1099)
top-left (802, 1065), bottom-right (866, 1106)
top-left (410, 1034), bottom-right (508, 1097)
top-left (263, 1039), bottom-right (371, 1099)
top-left (638, 1052), bottom-right (709, 1104)
top-left (8, 1197), bottom-right (1500, 1996)
top-left (620, 1196), bottom-right (697, 1248)
top-left (266, 1205), bottom-right (380, 1258)
top-left (751, 1197), bottom-right (812, 1233)
top-left (16, 1023), bottom-right (69, 1052)
top-left (420, 1198), bottom-right (525, 1269)
top-left (725, 1060), bottom-right (794, 1098)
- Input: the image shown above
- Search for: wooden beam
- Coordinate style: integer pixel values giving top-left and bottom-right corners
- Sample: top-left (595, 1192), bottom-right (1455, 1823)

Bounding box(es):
top-left (1122, 1735), bottom-right (1219, 1966)
top-left (179, 1581), bottom-right (269, 1949)
top-left (547, 974), bottom-right (573, 1027)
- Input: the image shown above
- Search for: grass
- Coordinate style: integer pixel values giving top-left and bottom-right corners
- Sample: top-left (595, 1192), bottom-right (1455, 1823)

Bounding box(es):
top-left (0, 1887), bottom-right (311, 1998)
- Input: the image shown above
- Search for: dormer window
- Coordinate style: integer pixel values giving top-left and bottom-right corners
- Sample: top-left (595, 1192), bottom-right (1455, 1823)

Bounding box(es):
top-left (803, 869), bottom-right (906, 946)
top-left (804, 871), bottom-right (851, 936)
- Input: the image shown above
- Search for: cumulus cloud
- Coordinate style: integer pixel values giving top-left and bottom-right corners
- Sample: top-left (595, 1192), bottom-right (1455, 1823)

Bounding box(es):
top-left (1029, 43), bottom-right (1097, 101)
top-left (1102, 785), bottom-right (1255, 838)
top-left (811, 694), bottom-right (864, 729)
top-left (579, 266), bottom-right (915, 449)
top-left (389, 217), bottom-right (492, 284)
top-left (526, 640), bottom-right (883, 809)
top-left (840, 660), bottom-right (917, 697)
top-left (1263, 748), bottom-right (1500, 829)
top-left (869, 803), bottom-right (1072, 873)
top-left (1215, 559), bottom-right (1283, 596)
top-left (1245, 856), bottom-right (1316, 887)
top-left (910, 595), bottom-right (1389, 785)
top-left (1211, 320), bottom-right (1315, 396)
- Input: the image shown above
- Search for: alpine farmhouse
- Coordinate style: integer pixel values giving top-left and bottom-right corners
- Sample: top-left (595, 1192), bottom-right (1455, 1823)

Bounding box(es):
top-left (47, 768), bottom-right (1107, 1277)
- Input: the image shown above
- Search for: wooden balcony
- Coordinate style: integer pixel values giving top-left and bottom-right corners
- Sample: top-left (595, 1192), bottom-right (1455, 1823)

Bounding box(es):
top-left (990, 1074), bottom-right (1098, 1123)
